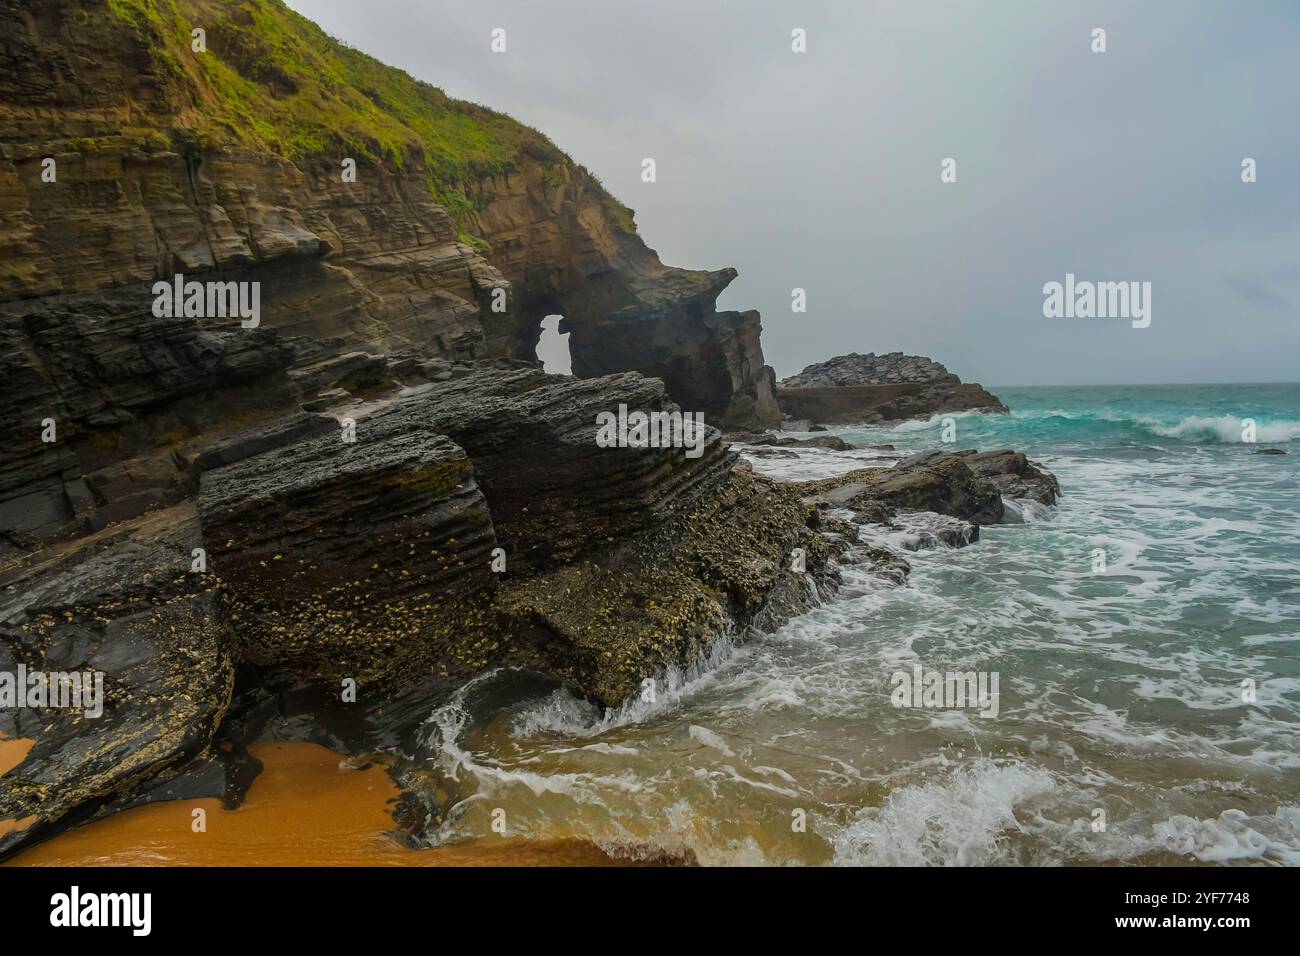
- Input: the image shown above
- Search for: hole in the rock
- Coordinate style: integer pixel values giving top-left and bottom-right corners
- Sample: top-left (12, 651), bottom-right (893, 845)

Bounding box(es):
top-left (535, 314), bottom-right (572, 376)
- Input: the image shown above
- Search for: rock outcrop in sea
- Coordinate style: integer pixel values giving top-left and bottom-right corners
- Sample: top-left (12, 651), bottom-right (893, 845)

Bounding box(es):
top-left (777, 352), bottom-right (1008, 424)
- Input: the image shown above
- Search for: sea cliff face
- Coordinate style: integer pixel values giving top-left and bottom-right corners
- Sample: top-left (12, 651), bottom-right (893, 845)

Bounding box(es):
top-left (0, 0), bottom-right (777, 437)
top-left (0, 0), bottom-right (796, 858)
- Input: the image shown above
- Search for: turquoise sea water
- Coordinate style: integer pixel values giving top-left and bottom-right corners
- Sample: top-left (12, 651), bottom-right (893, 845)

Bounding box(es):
top-left (415, 384), bottom-right (1300, 865)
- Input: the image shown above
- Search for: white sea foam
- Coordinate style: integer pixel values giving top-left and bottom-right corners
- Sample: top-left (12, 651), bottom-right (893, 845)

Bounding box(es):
top-left (1151, 807), bottom-right (1300, 865)
top-left (688, 725), bottom-right (735, 757)
top-left (1145, 414), bottom-right (1300, 444)
top-left (830, 759), bottom-right (1058, 866)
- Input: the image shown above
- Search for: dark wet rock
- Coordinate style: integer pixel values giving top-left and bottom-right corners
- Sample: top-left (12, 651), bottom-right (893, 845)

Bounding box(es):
top-left (190, 365), bottom-right (833, 710)
top-left (928, 449), bottom-right (1060, 506)
top-left (863, 455), bottom-right (1005, 525)
top-left (791, 447), bottom-right (1060, 528)
top-left (749, 434), bottom-right (854, 452)
top-left (0, 505), bottom-right (233, 859)
top-left (198, 417), bottom-right (497, 687)
top-left (184, 365), bottom-right (802, 705)
top-left (191, 412), bottom-right (339, 473)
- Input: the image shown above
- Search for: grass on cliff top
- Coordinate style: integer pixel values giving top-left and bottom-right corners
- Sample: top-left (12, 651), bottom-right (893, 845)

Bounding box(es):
top-left (105, 0), bottom-right (636, 232)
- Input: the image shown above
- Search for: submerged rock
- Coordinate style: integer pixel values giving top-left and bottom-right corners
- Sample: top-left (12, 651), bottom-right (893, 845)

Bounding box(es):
top-left (748, 434), bottom-right (854, 451)
top-left (793, 447), bottom-right (1059, 527)
top-left (891, 512), bottom-right (981, 550)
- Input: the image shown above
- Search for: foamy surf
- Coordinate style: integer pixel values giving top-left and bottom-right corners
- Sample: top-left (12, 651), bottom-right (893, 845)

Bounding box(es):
top-left (395, 384), bottom-right (1299, 866)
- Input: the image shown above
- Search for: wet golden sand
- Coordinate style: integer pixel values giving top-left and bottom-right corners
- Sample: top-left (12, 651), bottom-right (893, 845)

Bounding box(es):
top-left (0, 735), bottom-right (37, 840)
top-left (0, 735), bottom-right (34, 778)
top-left (3, 741), bottom-right (638, 866)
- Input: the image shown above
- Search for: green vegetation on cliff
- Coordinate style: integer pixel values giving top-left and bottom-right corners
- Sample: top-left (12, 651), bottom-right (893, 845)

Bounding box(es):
top-left (104, 0), bottom-right (635, 231)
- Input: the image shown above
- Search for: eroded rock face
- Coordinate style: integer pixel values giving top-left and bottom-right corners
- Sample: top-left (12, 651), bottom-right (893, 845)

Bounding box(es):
top-left (199, 422), bottom-right (497, 684)
top-left (777, 352), bottom-right (1007, 424)
top-left (0, 291), bottom-right (298, 555)
top-left (374, 370), bottom-right (736, 565)
top-left (192, 366), bottom-right (747, 691)
top-left (0, 0), bottom-right (779, 482)
top-left (1, 366), bottom-right (835, 858)
top-left (468, 158), bottom-right (781, 427)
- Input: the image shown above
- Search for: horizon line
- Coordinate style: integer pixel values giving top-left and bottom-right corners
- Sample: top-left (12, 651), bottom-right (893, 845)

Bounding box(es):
top-left (984, 380), bottom-right (1300, 389)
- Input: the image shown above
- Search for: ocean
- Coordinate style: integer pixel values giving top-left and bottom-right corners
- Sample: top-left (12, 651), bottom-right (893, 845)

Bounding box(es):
top-left (412, 383), bottom-right (1300, 866)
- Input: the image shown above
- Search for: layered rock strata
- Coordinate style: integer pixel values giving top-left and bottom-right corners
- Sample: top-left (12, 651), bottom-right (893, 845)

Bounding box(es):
top-left (1, 367), bottom-right (834, 859)
top-left (0, 0), bottom-right (779, 453)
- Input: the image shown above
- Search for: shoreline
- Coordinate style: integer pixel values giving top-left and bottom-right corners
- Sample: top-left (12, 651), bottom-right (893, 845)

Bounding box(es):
top-left (3, 741), bottom-right (658, 867)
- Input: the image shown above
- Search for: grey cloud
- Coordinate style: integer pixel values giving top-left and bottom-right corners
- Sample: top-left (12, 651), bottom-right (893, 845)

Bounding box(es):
top-left (289, 0), bottom-right (1300, 385)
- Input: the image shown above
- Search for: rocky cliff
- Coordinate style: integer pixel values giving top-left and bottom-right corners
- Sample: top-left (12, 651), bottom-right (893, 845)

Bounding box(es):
top-left (0, 0), bottom-right (789, 859)
top-left (777, 351), bottom-right (1007, 424)
top-left (0, 0), bottom-right (1058, 862)
top-left (0, 0), bottom-right (777, 443)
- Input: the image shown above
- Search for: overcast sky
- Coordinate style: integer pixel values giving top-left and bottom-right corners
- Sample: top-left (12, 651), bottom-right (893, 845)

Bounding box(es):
top-left (289, 0), bottom-right (1298, 385)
